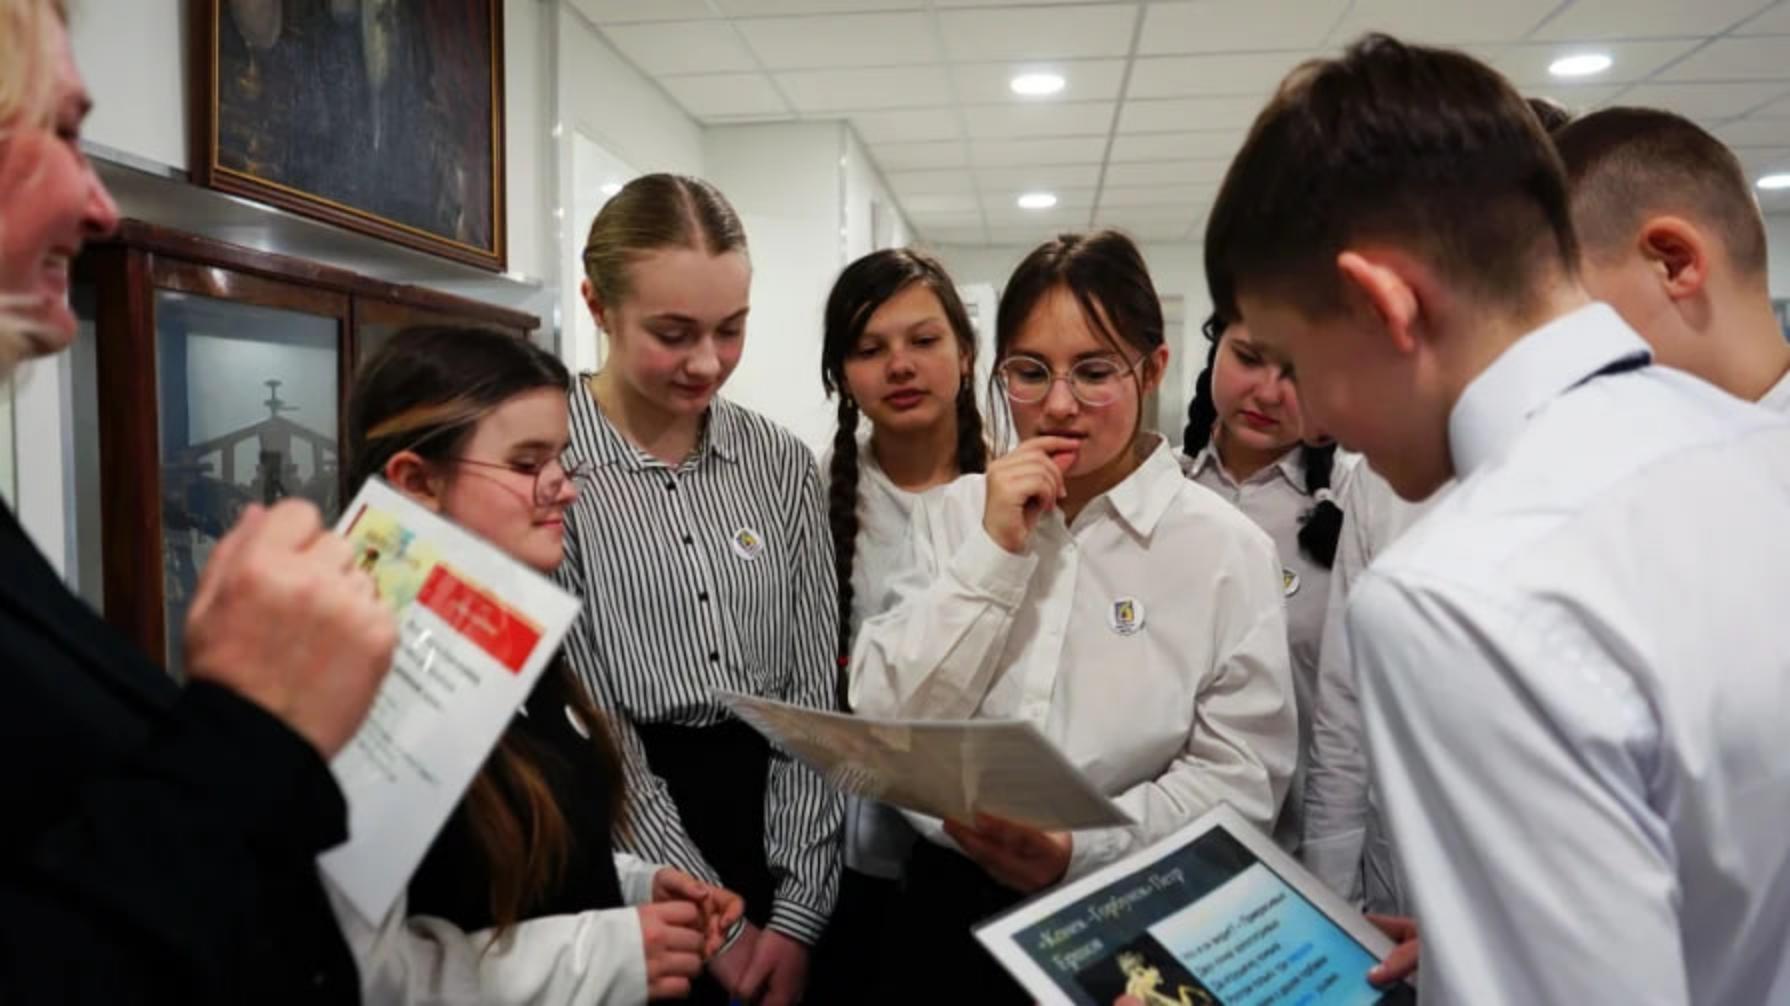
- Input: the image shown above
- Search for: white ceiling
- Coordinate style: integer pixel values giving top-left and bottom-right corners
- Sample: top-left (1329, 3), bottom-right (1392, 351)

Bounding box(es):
top-left (571, 0), bottom-right (1790, 246)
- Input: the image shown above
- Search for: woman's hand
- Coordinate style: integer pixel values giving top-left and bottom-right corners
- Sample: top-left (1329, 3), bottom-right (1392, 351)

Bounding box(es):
top-left (738, 929), bottom-right (811, 1006)
top-left (981, 437), bottom-right (1079, 553)
top-left (651, 868), bottom-right (745, 957)
top-left (635, 901), bottom-right (706, 999)
top-left (945, 813), bottom-right (1073, 893)
top-left (183, 501), bottom-right (397, 757)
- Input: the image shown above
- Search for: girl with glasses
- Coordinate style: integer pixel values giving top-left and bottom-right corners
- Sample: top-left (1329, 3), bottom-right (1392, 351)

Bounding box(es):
top-left (337, 326), bottom-right (743, 1004)
top-left (850, 230), bottom-right (1297, 1003)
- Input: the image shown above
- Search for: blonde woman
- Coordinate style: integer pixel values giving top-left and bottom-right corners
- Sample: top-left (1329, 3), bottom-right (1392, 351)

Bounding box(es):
top-left (0, 2), bottom-right (399, 1001)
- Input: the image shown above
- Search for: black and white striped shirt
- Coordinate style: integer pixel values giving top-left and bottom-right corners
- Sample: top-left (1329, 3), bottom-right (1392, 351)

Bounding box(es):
top-left (557, 381), bottom-right (843, 944)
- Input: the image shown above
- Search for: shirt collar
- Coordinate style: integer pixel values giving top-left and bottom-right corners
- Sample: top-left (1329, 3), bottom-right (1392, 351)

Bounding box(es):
top-left (1104, 436), bottom-right (1187, 539)
top-left (573, 376), bottom-right (741, 471)
top-left (1759, 365), bottom-right (1790, 418)
top-left (1183, 434), bottom-right (1307, 493)
top-left (1448, 302), bottom-right (1652, 479)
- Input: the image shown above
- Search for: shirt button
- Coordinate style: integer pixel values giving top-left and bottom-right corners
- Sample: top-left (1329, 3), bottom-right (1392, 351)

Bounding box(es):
top-left (708, 651), bottom-right (720, 662)
top-left (683, 535), bottom-right (693, 545)
top-left (665, 482), bottom-right (677, 492)
top-left (698, 592), bottom-right (709, 602)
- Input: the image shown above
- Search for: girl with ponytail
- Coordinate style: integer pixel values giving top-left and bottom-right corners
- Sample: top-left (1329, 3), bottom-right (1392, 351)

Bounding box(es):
top-left (810, 247), bottom-right (986, 1004)
top-left (1179, 312), bottom-right (1353, 850)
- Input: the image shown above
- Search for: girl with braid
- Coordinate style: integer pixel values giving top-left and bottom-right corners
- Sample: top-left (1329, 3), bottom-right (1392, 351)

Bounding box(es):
top-left (809, 248), bottom-right (987, 1004)
top-left (1178, 312), bottom-right (1352, 851)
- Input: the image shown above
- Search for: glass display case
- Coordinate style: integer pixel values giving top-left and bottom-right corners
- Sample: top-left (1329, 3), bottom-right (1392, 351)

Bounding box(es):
top-left (74, 220), bottom-right (536, 666)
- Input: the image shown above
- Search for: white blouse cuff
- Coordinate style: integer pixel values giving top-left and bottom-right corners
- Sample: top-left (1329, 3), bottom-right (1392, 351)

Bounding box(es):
top-left (952, 524), bottom-right (1039, 608)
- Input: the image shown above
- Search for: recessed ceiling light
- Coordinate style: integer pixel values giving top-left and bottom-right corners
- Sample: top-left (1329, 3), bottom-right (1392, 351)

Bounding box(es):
top-left (1010, 72), bottom-right (1066, 97)
top-left (1017, 192), bottom-right (1058, 210)
top-left (601, 182), bottom-right (623, 196)
top-left (1549, 53), bottom-right (1612, 78)
top-left (1758, 173), bottom-right (1790, 191)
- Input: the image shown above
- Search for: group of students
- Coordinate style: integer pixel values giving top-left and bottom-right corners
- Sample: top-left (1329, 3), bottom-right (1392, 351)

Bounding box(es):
top-left (5, 0), bottom-right (1790, 1002)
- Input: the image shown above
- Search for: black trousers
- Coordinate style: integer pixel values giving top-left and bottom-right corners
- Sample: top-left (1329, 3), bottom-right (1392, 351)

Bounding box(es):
top-left (637, 719), bottom-right (775, 1005)
top-left (880, 839), bottom-right (1032, 1005)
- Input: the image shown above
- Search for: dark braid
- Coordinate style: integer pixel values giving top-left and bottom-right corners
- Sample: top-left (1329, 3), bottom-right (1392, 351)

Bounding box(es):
top-left (1185, 313), bottom-right (1341, 568)
top-left (955, 381), bottom-right (989, 476)
top-left (1297, 442), bottom-right (1343, 568)
top-left (822, 248), bottom-right (986, 709)
top-left (1182, 327), bottom-right (1221, 454)
top-left (825, 397), bottom-right (863, 709)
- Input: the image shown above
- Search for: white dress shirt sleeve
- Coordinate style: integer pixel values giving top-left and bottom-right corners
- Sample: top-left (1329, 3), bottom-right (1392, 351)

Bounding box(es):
top-left (613, 852), bottom-right (662, 907)
top-left (848, 488), bottom-right (1040, 719)
top-left (330, 887), bottom-right (649, 1006)
top-left (1067, 565), bottom-right (1296, 880)
top-left (1350, 569), bottom-right (1688, 1005)
top-left (1299, 481), bottom-right (1376, 904)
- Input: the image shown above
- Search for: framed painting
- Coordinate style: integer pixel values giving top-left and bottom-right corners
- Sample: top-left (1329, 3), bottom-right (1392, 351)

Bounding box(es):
top-left (191, 0), bottom-right (507, 271)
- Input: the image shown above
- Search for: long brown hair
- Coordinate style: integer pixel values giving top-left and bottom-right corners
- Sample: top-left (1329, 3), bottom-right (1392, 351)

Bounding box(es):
top-left (819, 248), bottom-right (987, 698)
top-left (347, 326), bottom-right (627, 933)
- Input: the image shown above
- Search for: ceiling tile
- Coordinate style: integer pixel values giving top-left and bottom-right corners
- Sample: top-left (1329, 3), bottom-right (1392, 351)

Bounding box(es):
top-left (601, 21), bottom-right (760, 74)
top-left (1327, 0), bottom-right (1560, 45)
top-left (951, 59), bottom-right (1128, 103)
top-left (1128, 52), bottom-right (1321, 99)
top-left (986, 224), bottom-right (1081, 244)
top-left (974, 163), bottom-right (1105, 189)
top-left (1102, 160), bottom-right (1231, 186)
top-left (886, 169), bottom-right (978, 196)
top-left (1098, 184), bottom-right (1211, 208)
top-left (1717, 117), bottom-right (1790, 146)
top-left (901, 192), bottom-right (983, 214)
top-left (850, 108), bottom-right (964, 143)
top-left (1483, 39), bottom-right (1704, 87)
top-left (716, 0), bottom-right (925, 13)
top-left (776, 67), bottom-right (953, 112)
top-left (1140, 0), bottom-right (1347, 54)
top-left (1109, 130), bottom-right (1243, 162)
top-left (934, 0), bottom-right (1120, 5)
top-left (867, 139), bottom-right (970, 170)
top-left (660, 73), bottom-right (789, 118)
top-left (939, 4), bottom-right (1140, 61)
top-left (913, 224), bottom-right (991, 245)
top-left (1527, 83), bottom-right (1626, 115)
top-left (1735, 146), bottom-right (1790, 177)
top-left (1737, 2), bottom-right (1790, 34)
top-left (982, 187), bottom-right (1099, 211)
top-left (961, 101), bottom-right (1116, 138)
top-left (983, 202), bottom-right (1093, 226)
top-left (1748, 92), bottom-right (1790, 117)
top-left (1090, 211), bottom-right (1201, 241)
top-left (970, 136), bottom-right (1110, 166)
top-left (1613, 82), bottom-right (1790, 121)
top-left (1531, 0), bottom-right (1773, 40)
top-left (571, 0), bottom-right (714, 23)
top-left (1660, 38), bottom-right (1790, 82)
top-left (737, 12), bottom-right (942, 69)
top-left (906, 210), bottom-right (987, 232)
top-left (1118, 95), bottom-right (1265, 133)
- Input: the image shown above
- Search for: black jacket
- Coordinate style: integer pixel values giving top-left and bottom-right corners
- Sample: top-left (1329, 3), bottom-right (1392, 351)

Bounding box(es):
top-left (0, 503), bottom-right (360, 1003)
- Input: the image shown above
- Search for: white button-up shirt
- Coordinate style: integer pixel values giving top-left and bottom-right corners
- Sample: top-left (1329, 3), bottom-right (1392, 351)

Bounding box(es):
top-left (851, 438), bottom-right (1297, 880)
top-left (1350, 303), bottom-right (1790, 1005)
top-left (1182, 443), bottom-right (1358, 851)
top-left (1300, 463), bottom-right (1446, 913)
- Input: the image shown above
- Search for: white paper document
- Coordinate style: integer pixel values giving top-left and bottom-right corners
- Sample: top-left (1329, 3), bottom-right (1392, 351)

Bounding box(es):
top-left (318, 478), bottom-right (581, 924)
top-left (714, 691), bottom-right (1131, 831)
top-left (975, 804), bottom-right (1415, 1006)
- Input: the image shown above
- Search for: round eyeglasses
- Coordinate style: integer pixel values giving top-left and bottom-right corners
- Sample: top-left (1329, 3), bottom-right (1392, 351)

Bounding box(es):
top-left (451, 456), bottom-right (595, 506)
top-left (995, 354), bottom-right (1146, 407)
